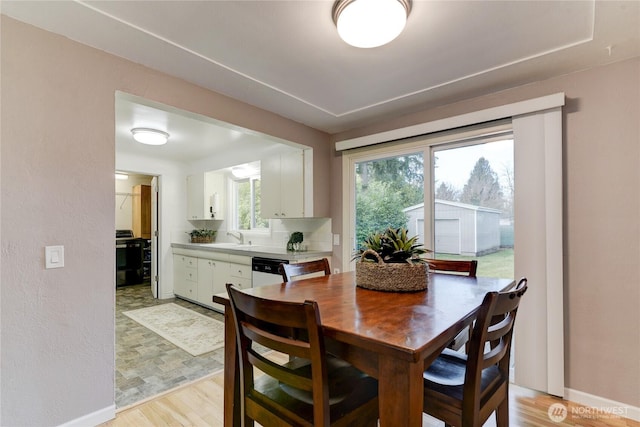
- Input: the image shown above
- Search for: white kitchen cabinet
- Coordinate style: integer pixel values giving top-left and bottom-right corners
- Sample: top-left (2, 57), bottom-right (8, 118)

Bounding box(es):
top-left (187, 171), bottom-right (226, 220)
top-left (173, 250), bottom-right (252, 312)
top-left (196, 258), bottom-right (227, 308)
top-left (261, 151), bottom-right (304, 218)
top-left (228, 261), bottom-right (252, 289)
top-left (173, 254), bottom-right (197, 300)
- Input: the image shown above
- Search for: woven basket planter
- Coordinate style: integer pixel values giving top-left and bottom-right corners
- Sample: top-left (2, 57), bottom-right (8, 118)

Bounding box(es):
top-left (355, 249), bottom-right (428, 292)
top-left (190, 236), bottom-right (215, 244)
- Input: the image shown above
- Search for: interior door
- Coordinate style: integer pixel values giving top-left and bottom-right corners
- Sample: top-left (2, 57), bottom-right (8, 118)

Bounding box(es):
top-left (151, 176), bottom-right (159, 298)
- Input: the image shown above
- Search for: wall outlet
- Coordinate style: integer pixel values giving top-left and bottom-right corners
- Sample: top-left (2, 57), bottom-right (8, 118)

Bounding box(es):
top-left (333, 268), bottom-right (340, 274)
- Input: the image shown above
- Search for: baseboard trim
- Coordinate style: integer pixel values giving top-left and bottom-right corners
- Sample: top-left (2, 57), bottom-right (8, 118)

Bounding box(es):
top-left (57, 404), bottom-right (115, 427)
top-left (565, 388), bottom-right (640, 422)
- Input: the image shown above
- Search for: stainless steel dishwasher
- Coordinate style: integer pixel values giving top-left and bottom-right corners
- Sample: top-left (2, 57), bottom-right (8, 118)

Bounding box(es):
top-left (251, 257), bottom-right (289, 287)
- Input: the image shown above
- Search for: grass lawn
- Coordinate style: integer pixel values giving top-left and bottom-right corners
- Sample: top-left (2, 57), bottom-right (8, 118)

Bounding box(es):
top-left (434, 248), bottom-right (514, 279)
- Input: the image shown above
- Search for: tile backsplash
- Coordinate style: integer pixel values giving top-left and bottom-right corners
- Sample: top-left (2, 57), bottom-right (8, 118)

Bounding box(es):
top-left (175, 217), bottom-right (332, 252)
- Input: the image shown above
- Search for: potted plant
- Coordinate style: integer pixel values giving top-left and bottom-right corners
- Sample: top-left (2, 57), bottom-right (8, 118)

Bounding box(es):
top-left (286, 231), bottom-right (304, 252)
top-left (353, 227), bottom-right (431, 292)
top-left (188, 229), bottom-right (217, 244)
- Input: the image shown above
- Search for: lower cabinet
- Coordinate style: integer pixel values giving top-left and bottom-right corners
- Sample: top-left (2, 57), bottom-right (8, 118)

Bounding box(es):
top-left (197, 258), bottom-right (227, 308)
top-left (173, 250), bottom-right (251, 312)
top-left (173, 255), bottom-right (197, 300)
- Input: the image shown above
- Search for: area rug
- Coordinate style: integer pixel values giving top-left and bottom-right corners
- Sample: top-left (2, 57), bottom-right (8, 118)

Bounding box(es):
top-left (123, 303), bottom-right (225, 356)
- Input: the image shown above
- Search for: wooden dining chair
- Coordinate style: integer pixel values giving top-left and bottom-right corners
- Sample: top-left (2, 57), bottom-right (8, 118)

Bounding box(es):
top-left (422, 278), bottom-right (528, 427)
top-left (226, 283), bottom-right (379, 427)
top-left (280, 258), bottom-right (331, 282)
top-left (426, 259), bottom-right (478, 277)
top-left (427, 259), bottom-right (479, 351)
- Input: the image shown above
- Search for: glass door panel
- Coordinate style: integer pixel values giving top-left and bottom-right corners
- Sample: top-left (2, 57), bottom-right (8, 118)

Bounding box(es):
top-left (432, 139), bottom-right (514, 279)
top-left (354, 153), bottom-right (424, 250)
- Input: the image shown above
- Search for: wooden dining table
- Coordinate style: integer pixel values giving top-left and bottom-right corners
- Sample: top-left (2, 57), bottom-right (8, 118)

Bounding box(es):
top-left (213, 270), bottom-right (514, 427)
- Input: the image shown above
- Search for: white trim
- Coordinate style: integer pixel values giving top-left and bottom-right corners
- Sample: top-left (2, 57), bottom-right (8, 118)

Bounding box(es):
top-left (511, 108), bottom-right (564, 397)
top-left (565, 388), bottom-right (640, 422)
top-left (335, 93), bottom-right (565, 151)
top-left (543, 109), bottom-right (565, 397)
top-left (56, 405), bottom-right (116, 427)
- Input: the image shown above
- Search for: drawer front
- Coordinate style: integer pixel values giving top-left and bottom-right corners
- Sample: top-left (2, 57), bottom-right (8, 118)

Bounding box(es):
top-left (229, 263), bottom-right (252, 280)
top-left (184, 268), bottom-right (197, 283)
top-left (177, 255), bottom-right (198, 269)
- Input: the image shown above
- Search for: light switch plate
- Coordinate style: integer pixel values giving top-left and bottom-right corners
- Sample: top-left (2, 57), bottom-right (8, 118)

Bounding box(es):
top-left (45, 245), bottom-right (64, 269)
top-left (333, 234), bottom-right (340, 246)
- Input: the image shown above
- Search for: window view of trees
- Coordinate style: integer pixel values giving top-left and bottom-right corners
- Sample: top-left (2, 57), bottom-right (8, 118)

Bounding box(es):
top-left (236, 178), bottom-right (268, 230)
top-left (355, 154), bottom-right (424, 248)
top-left (353, 139), bottom-right (514, 278)
top-left (435, 141), bottom-right (514, 225)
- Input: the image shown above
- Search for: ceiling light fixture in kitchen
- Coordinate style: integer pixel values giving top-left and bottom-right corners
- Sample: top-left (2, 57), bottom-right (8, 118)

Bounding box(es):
top-left (332, 0), bottom-right (411, 48)
top-left (231, 163), bottom-right (260, 179)
top-left (131, 128), bottom-right (169, 145)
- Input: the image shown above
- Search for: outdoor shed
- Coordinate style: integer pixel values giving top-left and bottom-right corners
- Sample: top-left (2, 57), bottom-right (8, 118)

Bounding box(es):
top-left (404, 200), bottom-right (502, 256)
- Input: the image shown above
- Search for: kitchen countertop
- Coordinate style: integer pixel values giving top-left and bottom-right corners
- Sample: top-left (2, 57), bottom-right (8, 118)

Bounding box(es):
top-left (171, 242), bottom-right (332, 261)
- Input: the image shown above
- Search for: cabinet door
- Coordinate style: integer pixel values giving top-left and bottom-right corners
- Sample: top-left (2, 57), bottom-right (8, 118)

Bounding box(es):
top-left (196, 259), bottom-right (214, 308)
top-left (260, 155), bottom-right (281, 218)
top-left (207, 172), bottom-right (226, 220)
top-left (198, 258), bottom-right (230, 308)
top-left (186, 174), bottom-right (206, 220)
top-left (261, 152), bottom-right (304, 218)
top-left (280, 151), bottom-right (304, 217)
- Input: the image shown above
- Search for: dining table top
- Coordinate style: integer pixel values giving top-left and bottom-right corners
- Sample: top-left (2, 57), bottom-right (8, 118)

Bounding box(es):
top-left (217, 270), bottom-right (515, 364)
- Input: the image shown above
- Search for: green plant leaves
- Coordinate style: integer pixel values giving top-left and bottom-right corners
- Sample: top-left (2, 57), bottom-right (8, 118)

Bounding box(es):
top-left (353, 227), bottom-right (430, 264)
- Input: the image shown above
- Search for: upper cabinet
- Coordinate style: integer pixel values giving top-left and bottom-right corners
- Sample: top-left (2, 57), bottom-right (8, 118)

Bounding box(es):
top-left (261, 151), bottom-right (304, 218)
top-left (187, 171), bottom-right (226, 220)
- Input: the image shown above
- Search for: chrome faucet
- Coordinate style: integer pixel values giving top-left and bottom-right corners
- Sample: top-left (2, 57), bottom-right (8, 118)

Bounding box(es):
top-left (227, 230), bottom-right (244, 245)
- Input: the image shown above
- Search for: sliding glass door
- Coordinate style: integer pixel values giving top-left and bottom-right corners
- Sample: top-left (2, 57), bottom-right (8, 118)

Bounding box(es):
top-left (348, 129), bottom-right (514, 280)
top-left (432, 139), bottom-right (514, 278)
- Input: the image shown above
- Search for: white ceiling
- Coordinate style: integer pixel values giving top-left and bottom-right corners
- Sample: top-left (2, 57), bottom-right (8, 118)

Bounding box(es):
top-left (3, 0), bottom-right (639, 159)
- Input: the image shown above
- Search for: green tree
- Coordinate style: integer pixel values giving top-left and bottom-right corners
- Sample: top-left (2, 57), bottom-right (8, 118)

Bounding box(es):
top-left (355, 180), bottom-right (409, 249)
top-left (435, 182), bottom-right (460, 201)
top-left (460, 157), bottom-right (504, 210)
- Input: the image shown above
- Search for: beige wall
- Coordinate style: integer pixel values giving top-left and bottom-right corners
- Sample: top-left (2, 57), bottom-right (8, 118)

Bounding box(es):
top-left (331, 58), bottom-right (640, 407)
top-left (0, 17), bottom-right (330, 426)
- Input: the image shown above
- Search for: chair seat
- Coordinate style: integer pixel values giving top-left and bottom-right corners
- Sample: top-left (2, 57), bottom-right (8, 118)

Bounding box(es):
top-left (253, 356), bottom-right (378, 422)
top-left (423, 348), bottom-right (505, 403)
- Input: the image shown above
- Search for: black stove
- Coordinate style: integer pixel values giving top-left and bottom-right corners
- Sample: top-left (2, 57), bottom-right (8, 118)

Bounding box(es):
top-left (116, 230), bottom-right (144, 286)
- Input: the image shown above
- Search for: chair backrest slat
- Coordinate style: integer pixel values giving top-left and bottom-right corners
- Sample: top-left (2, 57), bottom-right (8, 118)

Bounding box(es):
top-left (463, 278), bottom-right (528, 408)
top-left (280, 258), bottom-right (331, 282)
top-left (427, 259), bottom-right (478, 277)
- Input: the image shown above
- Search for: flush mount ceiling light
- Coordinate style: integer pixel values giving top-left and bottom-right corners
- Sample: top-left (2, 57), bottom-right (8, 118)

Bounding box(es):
top-left (332, 0), bottom-right (411, 48)
top-left (231, 163), bottom-right (260, 179)
top-left (131, 128), bottom-right (169, 145)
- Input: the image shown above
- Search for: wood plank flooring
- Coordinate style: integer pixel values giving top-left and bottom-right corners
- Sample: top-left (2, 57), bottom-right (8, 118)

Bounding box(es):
top-left (102, 351), bottom-right (639, 427)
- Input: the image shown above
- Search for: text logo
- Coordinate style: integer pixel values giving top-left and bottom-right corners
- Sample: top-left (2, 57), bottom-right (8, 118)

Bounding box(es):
top-left (548, 403), bottom-right (568, 422)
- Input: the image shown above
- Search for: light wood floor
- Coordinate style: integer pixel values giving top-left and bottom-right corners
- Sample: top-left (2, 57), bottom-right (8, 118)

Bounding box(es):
top-left (101, 352), bottom-right (639, 427)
